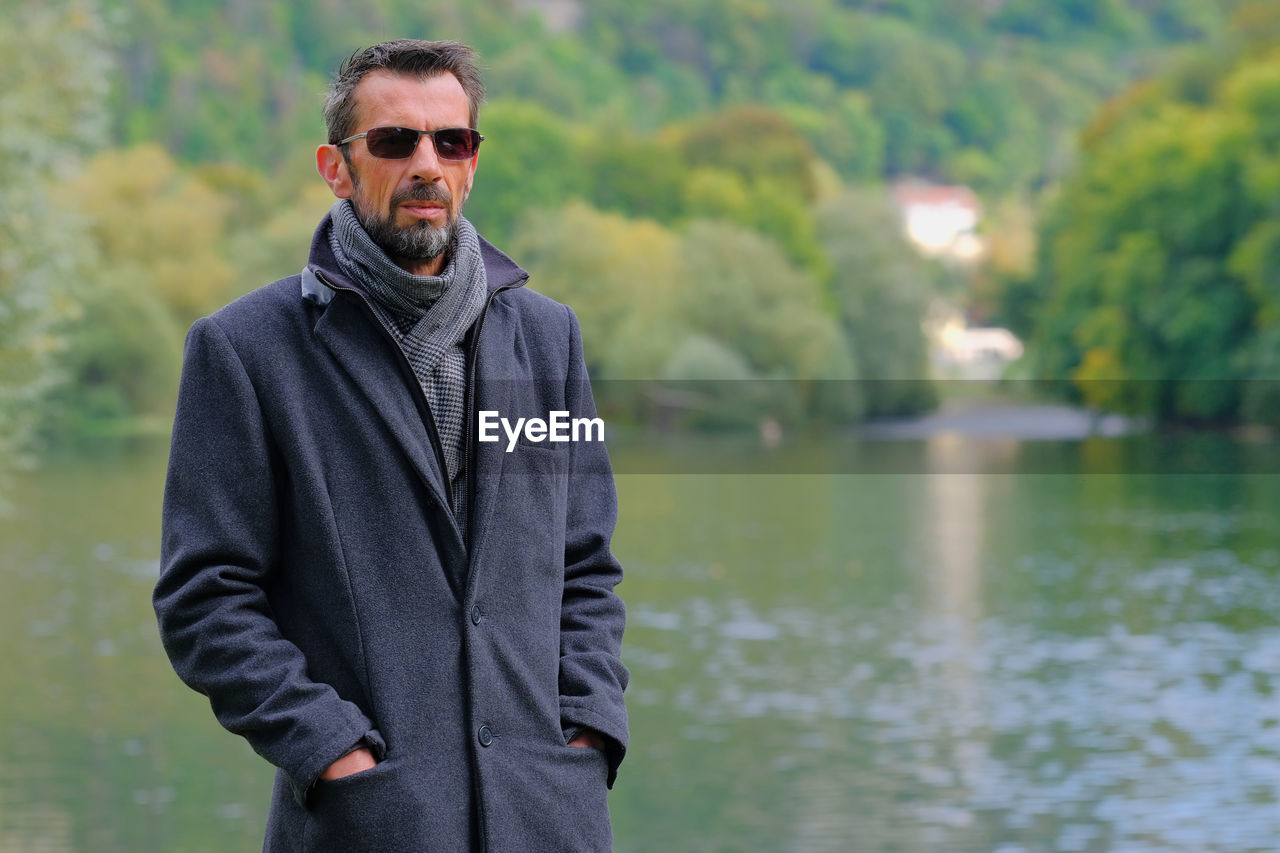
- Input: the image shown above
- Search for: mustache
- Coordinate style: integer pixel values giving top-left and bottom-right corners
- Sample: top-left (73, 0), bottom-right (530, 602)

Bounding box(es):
top-left (391, 183), bottom-right (452, 207)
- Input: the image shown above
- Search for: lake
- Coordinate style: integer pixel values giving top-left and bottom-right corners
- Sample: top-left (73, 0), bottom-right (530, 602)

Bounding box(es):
top-left (2, 428), bottom-right (1278, 852)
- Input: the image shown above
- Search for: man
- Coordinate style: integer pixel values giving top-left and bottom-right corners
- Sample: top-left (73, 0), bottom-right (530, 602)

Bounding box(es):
top-left (154, 39), bottom-right (628, 852)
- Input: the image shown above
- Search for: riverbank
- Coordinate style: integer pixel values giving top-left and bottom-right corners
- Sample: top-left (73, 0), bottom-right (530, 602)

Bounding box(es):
top-left (856, 398), bottom-right (1147, 441)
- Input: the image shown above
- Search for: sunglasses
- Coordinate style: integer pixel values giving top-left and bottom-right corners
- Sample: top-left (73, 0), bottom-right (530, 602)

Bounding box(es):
top-left (337, 126), bottom-right (484, 161)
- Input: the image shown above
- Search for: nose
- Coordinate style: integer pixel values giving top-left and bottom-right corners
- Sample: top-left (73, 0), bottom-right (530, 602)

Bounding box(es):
top-left (407, 134), bottom-right (445, 183)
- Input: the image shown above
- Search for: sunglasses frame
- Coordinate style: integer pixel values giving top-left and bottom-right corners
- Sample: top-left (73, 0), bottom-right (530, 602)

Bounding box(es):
top-left (337, 126), bottom-right (484, 161)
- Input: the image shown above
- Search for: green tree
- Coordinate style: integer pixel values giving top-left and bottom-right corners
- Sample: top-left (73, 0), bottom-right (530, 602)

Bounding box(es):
top-left (41, 144), bottom-right (248, 437)
top-left (676, 220), bottom-right (851, 383)
top-left (782, 93), bottom-right (886, 183)
top-left (38, 276), bottom-right (184, 440)
top-left (678, 219), bottom-right (863, 425)
top-left (0, 0), bottom-right (112, 484)
top-left (97, 0), bottom-right (1236, 196)
top-left (815, 188), bottom-right (938, 417)
top-left (512, 202), bottom-right (861, 425)
top-left (580, 133), bottom-right (689, 224)
top-left (1024, 48), bottom-right (1280, 423)
top-left (669, 106), bottom-right (827, 272)
top-left (465, 99), bottom-right (589, 248)
top-left (58, 145), bottom-right (239, 324)
top-left (511, 201), bottom-right (685, 381)
top-left (673, 106), bottom-right (820, 200)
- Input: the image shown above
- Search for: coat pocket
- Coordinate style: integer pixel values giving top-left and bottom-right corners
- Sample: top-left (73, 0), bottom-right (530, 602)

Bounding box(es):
top-left (561, 742), bottom-right (610, 798)
top-left (303, 759), bottom-right (426, 853)
top-left (489, 739), bottom-right (612, 852)
top-left (547, 743), bottom-right (612, 851)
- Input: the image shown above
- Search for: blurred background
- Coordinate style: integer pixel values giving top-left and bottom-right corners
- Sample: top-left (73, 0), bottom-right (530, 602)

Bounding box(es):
top-left (3, 0), bottom-right (1280, 850)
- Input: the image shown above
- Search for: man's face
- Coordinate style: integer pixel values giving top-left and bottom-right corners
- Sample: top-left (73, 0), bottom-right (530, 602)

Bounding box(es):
top-left (317, 70), bottom-right (479, 276)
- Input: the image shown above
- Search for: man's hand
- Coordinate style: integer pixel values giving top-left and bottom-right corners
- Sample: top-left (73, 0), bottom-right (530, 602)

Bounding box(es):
top-left (568, 728), bottom-right (606, 751)
top-left (320, 746), bottom-right (378, 781)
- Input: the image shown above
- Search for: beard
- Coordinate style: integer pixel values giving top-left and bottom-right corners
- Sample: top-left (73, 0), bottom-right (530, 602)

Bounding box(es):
top-left (351, 177), bottom-right (458, 263)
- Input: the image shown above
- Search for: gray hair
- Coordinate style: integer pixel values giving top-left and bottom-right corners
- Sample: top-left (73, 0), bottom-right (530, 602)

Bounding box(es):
top-left (324, 39), bottom-right (485, 144)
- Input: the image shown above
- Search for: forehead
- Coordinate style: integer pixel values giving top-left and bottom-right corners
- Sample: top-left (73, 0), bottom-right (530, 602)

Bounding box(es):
top-left (351, 70), bottom-right (471, 130)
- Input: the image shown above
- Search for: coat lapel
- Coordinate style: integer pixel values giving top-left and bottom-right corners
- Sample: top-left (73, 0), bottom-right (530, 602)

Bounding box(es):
top-left (468, 300), bottom-right (514, 574)
top-left (313, 295), bottom-right (460, 542)
top-left (467, 241), bottom-right (531, 571)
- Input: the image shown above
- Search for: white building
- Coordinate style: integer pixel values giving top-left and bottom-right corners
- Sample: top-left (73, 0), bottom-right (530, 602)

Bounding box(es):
top-left (892, 183), bottom-right (985, 262)
top-left (928, 305), bottom-right (1024, 380)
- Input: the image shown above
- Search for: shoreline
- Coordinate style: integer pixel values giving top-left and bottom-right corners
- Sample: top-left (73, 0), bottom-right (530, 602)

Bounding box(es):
top-left (856, 399), bottom-right (1147, 441)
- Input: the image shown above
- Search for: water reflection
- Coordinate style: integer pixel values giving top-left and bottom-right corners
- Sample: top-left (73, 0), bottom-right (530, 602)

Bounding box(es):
top-left (3, 439), bottom-right (1279, 851)
top-left (0, 446), bottom-right (270, 852)
top-left (624, 583), bottom-right (1280, 849)
top-left (614, 461), bottom-right (1280, 851)
top-left (914, 432), bottom-right (992, 844)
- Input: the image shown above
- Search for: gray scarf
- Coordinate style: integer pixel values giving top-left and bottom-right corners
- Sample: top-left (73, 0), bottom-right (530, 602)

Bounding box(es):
top-left (328, 199), bottom-right (487, 535)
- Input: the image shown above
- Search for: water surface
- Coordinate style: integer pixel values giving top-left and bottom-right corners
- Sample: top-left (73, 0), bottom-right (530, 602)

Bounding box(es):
top-left (2, 434), bottom-right (1277, 851)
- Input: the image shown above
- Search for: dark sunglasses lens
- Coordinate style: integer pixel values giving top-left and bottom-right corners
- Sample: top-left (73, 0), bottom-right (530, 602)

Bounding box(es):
top-left (361, 127), bottom-right (480, 160)
top-left (365, 127), bottom-right (419, 159)
top-left (434, 129), bottom-right (480, 160)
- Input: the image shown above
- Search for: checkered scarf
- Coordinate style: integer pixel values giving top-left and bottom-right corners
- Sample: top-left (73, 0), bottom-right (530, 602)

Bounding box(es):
top-left (329, 199), bottom-right (487, 536)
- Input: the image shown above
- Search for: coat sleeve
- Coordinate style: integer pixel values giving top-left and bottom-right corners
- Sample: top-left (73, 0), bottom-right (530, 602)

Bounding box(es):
top-left (557, 304), bottom-right (630, 788)
top-left (154, 317), bottom-right (381, 807)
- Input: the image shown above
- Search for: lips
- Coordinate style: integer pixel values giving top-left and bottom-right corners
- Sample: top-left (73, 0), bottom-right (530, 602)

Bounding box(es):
top-left (401, 202), bottom-right (446, 219)
top-left (391, 183), bottom-right (451, 222)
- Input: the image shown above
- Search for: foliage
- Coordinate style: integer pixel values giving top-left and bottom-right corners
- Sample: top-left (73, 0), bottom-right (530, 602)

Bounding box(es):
top-left (666, 107), bottom-right (826, 271)
top-left (58, 145), bottom-right (239, 323)
top-left (815, 188), bottom-right (938, 417)
top-left (511, 201), bottom-right (685, 381)
top-left (38, 276), bottom-right (183, 441)
top-left (4, 0), bottom-right (1248, 448)
top-left (1019, 44), bottom-right (1280, 423)
top-left (98, 0), bottom-right (1232, 196)
top-left (511, 202), bottom-right (860, 426)
top-left (0, 0), bottom-right (112, 480)
top-left (32, 145), bottom-right (241, 436)
top-left (464, 99), bottom-right (590, 249)
top-left (676, 220), bottom-right (851, 382)
top-left (39, 144), bottom-right (330, 438)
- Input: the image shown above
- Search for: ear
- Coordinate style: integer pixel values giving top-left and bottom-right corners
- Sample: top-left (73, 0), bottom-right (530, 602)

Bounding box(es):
top-left (317, 144), bottom-right (354, 199)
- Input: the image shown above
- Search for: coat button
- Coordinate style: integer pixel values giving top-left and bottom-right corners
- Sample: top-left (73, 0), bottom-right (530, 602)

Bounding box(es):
top-left (471, 605), bottom-right (482, 625)
top-left (478, 725), bottom-right (493, 747)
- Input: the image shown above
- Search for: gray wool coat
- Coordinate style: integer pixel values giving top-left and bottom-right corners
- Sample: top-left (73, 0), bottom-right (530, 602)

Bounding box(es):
top-left (154, 215), bottom-right (629, 852)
